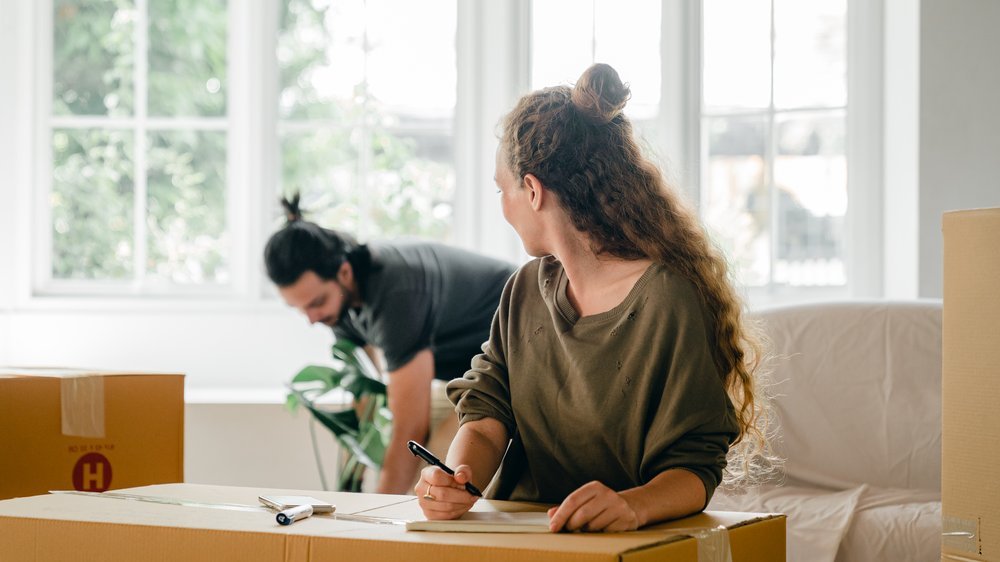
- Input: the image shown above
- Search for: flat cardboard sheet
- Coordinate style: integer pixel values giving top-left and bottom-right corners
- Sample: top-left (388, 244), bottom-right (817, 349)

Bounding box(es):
top-left (0, 483), bottom-right (785, 562)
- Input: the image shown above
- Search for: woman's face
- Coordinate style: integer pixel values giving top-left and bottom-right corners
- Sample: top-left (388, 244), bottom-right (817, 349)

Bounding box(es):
top-left (494, 148), bottom-right (545, 256)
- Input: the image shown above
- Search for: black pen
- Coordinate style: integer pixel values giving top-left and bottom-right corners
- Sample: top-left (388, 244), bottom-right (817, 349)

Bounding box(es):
top-left (407, 440), bottom-right (483, 497)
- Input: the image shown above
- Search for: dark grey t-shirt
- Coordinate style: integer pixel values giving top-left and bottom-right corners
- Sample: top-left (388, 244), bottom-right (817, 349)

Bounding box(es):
top-left (334, 240), bottom-right (517, 380)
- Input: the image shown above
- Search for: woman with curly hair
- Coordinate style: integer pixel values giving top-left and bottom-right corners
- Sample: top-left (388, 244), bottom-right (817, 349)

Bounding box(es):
top-left (416, 63), bottom-right (769, 532)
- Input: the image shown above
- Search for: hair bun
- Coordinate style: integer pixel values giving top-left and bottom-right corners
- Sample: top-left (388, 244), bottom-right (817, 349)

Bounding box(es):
top-left (570, 63), bottom-right (631, 125)
top-left (280, 193), bottom-right (303, 223)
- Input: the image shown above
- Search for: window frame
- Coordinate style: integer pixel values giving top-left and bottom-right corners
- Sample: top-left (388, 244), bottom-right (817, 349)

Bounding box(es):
top-left (694, 0), bottom-right (884, 306)
top-left (14, 0), bottom-right (882, 310)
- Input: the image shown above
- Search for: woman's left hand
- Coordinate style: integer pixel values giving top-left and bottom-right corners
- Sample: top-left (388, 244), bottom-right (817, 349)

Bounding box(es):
top-left (547, 480), bottom-right (641, 532)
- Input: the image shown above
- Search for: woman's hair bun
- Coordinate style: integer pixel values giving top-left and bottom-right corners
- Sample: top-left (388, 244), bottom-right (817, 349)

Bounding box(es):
top-left (280, 193), bottom-right (303, 223)
top-left (570, 63), bottom-right (631, 125)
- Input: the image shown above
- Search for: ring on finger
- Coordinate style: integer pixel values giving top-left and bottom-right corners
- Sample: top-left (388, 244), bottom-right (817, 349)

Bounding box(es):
top-left (422, 484), bottom-right (436, 501)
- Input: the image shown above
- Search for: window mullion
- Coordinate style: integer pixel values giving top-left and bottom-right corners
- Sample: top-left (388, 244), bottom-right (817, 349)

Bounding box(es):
top-left (767, 0), bottom-right (778, 296)
top-left (33, 0), bottom-right (55, 295)
top-left (134, 0), bottom-right (150, 291)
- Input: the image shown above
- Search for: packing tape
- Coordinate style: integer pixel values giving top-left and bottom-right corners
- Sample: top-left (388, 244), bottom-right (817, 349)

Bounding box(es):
top-left (60, 375), bottom-right (106, 438)
top-left (942, 515), bottom-right (979, 556)
top-left (660, 525), bottom-right (732, 562)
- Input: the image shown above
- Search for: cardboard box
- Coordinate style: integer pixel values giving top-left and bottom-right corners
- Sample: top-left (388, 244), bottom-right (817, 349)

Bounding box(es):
top-left (0, 483), bottom-right (785, 562)
top-left (942, 208), bottom-right (1000, 561)
top-left (0, 368), bottom-right (184, 500)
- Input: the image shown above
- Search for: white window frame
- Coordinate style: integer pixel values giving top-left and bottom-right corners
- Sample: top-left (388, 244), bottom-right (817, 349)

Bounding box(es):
top-left (694, 0), bottom-right (884, 306)
top-left (11, 0), bottom-right (881, 311)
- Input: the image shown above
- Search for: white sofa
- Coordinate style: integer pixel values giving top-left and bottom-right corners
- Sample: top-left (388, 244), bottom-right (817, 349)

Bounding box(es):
top-left (708, 301), bottom-right (942, 562)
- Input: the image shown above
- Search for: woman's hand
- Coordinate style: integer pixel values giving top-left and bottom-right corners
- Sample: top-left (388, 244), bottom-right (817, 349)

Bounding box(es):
top-left (415, 465), bottom-right (478, 520)
top-left (547, 481), bottom-right (641, 532)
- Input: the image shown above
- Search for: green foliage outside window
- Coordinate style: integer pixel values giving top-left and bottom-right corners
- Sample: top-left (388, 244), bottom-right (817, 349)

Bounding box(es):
top-left (50, 0), bottom-right (456, 286)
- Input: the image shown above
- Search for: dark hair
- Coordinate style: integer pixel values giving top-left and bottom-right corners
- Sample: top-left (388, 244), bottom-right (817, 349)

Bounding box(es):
top-left (500, 63), bottom-right (773, 483)
top-left (264, 193), bottom-right (370, 288)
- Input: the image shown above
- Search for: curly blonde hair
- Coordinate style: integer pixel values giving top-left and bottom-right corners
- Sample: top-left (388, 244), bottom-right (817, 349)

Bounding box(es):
top-left (500, 63), bottom-right (775, 484)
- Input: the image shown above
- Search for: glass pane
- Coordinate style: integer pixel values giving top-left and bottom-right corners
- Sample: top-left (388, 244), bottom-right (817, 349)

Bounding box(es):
top-left (532, 0), bottom-right (661, 120)
top-left (146, 130), bottom-right (228, 284)
top-left (366, 0), bottom-right (456, 114)
top-left (148, 0), bottom-right (228, 117)
top-left (53, 0), bottom-right (135, 116)
top-left (51, 129), bottom-right (135, 279)
top-left (594, 0), bottom-right (660, 120)
top-left (702, 116), bottom-right (770, 287)
top-left (531, 0), bottom-right (594, 89)
top-left (278, 0), bottom-right (366, 120)
top-left (703, 0), bottom-right (771, 112)
top-left (773, 112), bottom-right (846, 286)
top-left (280, 129), bottom-right (361, 233)
top-left (773, 0), bottom-right (846, 109)
top-left (366, 130), bottom-right (455, 242)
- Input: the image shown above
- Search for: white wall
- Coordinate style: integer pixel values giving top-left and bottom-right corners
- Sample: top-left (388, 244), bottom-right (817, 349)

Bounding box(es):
top-left (0, 306), bottom-right (333, 391)
top-left (917, 0), bottom-right (1000, 298)
top-left (185, 403), bottom-right (341, 490)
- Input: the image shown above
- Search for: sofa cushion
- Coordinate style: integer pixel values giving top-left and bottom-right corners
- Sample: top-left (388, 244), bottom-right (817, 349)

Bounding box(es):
top-left (756, 301), bottom-right (941, 491)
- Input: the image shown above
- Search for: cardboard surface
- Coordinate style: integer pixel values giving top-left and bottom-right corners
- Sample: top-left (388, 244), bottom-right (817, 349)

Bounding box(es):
top-left (0, 483), bottom-right (785, 562)
top-left (0, 368), bottom-right (184, 500)
top-left (942, 208), bottom-right (1000, 561)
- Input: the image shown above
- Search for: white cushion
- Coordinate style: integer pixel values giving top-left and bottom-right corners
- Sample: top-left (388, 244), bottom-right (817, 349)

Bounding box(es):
top-left (755, 300), bottom-right (942, 491)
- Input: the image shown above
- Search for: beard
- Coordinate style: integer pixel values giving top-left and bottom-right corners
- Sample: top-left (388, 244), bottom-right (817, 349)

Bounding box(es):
top-left (320, 281), bottom-right (357, 327)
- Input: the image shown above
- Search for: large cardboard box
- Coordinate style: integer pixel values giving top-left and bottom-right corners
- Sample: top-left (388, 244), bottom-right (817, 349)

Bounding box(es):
top-left (942, 208), bottom-right (1000, 561)
top-left (0, 368), bottom-right (184, 500)
top-left (0, 483), bottom-right (785, 561)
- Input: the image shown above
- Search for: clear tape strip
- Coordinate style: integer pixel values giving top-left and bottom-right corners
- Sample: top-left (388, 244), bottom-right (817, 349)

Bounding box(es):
top-left (50, 490), bottom-right (269, 513)
top-left (662, 525), bottom-right (733, 562)
top-left (942, 515), bottom-right (978, 554)
top-left (60, 376), bottom-right (105, 438)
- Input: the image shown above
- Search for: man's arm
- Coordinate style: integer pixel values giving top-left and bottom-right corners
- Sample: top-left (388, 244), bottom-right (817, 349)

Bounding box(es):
top-left (377, 348), bottom-right (435, 494)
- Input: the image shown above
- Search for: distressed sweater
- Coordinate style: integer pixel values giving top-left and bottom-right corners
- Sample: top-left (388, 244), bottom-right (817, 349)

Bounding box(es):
top-left (447, 256), bottom-right (739, 505)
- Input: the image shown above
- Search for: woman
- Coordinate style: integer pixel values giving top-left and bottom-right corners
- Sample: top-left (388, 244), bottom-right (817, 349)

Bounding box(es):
top-left (417, 63), bottom-right (766, 532)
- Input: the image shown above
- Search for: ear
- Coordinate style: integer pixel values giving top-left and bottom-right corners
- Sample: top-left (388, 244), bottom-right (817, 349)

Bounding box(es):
top-left (523, 173), bottom-right (546, 211)
top-left (337, 260), bottom-right (353, 285)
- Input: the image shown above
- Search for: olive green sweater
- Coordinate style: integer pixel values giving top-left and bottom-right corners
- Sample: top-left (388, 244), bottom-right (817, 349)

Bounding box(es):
top-left (447, 256), bottom-right (739, 505)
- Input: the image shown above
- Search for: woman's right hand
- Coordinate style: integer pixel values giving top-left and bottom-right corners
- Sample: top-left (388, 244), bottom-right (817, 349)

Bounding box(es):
top-left (415, 464), bottom-right (478, 520)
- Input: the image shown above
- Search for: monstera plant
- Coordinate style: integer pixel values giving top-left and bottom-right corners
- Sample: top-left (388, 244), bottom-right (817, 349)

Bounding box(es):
top-left (285, 338), bottom-right (392, 492)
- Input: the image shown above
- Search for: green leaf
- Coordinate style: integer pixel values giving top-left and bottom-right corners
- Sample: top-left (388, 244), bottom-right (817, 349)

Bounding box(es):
top-left (290, 365), bottom-right (338, 388)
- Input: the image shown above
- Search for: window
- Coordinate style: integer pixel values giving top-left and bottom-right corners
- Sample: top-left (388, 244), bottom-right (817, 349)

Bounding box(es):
top-left (46, 0), bottom-right (229, 294)
top-left (276, 0), bottom-right (457, 242)
top-left (32, 0), bottom-right (872, 302)
top-left (533, 0), bottom-right (860, 297)
top-left (39, 0), bottom-right (457, 297)
top-left (530, 0), bottom-right (663, 147)
top-left (701, 0), bottom-right (849, 291)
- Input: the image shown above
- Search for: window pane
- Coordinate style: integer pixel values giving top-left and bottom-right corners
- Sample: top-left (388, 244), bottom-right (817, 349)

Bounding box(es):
top-left (702, 116), bottom-right (770, 287)
top-left (278, 0), bottom-right (457, 243)
top-left (773, 0), bottom-right (846, 109)
top-left (594, 0), bottom-right (660, 119)
top-left (532, 0), bottom-right (661, 120)
top-left (367, 130), bottom-right (455, 241)
top-left (146, 130), bottom-right (228, 284)
top-left (773, 112), bottom-right (846, 286)
top-left (278, 0), bottom-right (365, 120)
top-left (53, 0), bottom-right (135, 116)
top-left (531, 0), bottom-right (594, 88)
top-left (702, 0), bottom-right (771, 112)
top-left (366, 0), bottom-right (456, 113)
top-left (51, 129), bottom-right (134, 279)
top-left (148, 0), bottom-right (227, 117)
top-left (280, 129), bottom-right (361, 233)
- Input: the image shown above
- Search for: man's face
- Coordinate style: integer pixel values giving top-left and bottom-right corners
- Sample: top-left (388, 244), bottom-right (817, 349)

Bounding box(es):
top-left (278, 270), bottom-right (351, 327)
